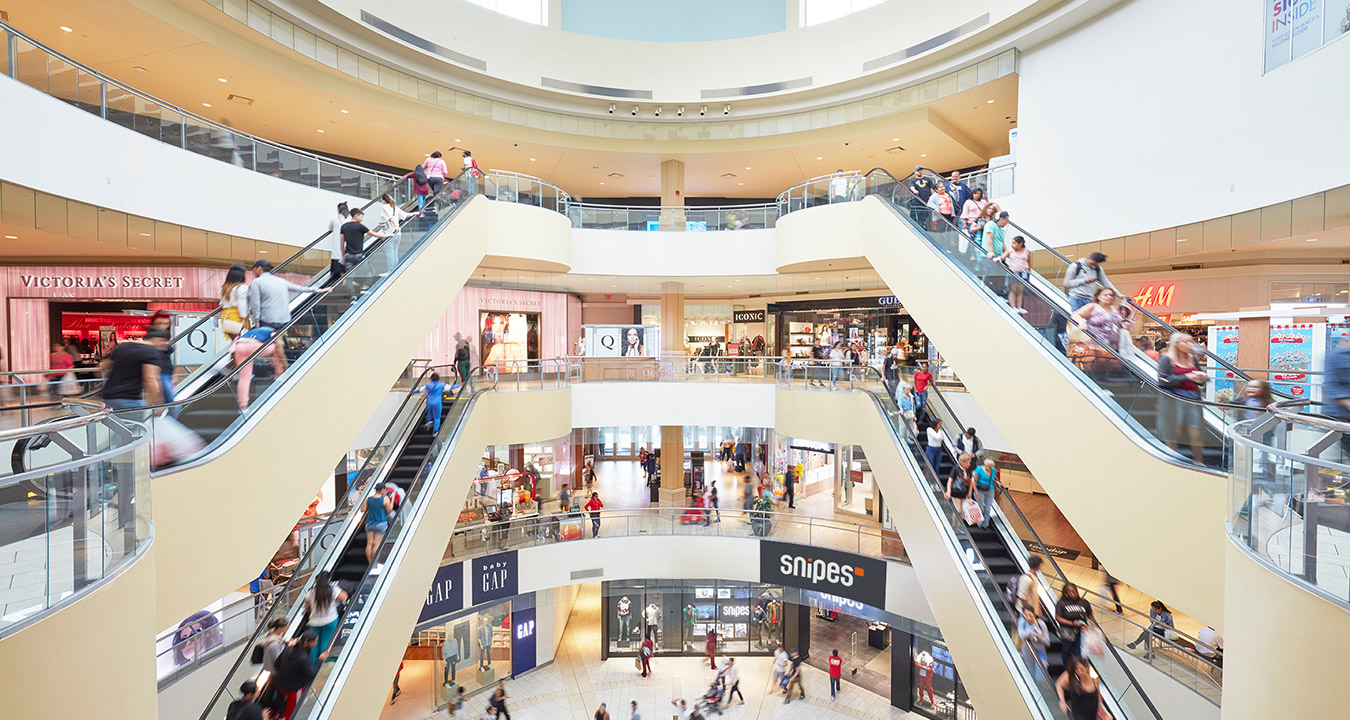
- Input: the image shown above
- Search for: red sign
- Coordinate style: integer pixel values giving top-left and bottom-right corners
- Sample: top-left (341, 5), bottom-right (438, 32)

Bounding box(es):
top-left (1131, 284), bottom-right (1177, 309)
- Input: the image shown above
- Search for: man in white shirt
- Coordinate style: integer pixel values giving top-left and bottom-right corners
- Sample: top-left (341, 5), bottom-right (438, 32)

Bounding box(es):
top-left (771, 646), bottom-right (789, 690)
top-left (721, 657), bottom-right (744, 706)
top-left (1195, 626), bottom-right (1223, 667)
top-left (629, 700), bottom-right (641, 720)
top-left (828, 343), bottom-right (846, 389)
top-left (829, 169), bottom-right (850, 202)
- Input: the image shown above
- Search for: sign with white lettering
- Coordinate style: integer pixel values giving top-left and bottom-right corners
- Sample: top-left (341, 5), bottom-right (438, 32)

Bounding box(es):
top-left (801, 590), bottom-right (886, 622)
top-left (472, 551), bottom-right (518, 606)
top-left (760, 541), bottom-right (886, 608)
top-left (511, 605), bottom-right (537, 676)
top-left (418, 561), bottom-right (464, 623)
top-left (733, 310), bottom-right (765, 323)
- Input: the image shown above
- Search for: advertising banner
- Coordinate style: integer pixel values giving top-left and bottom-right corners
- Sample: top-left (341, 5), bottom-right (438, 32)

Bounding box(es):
top-left (511, 604), bottom-right (537, 677)
top-left (584, 325), bottom-right (659, 357)
top-left (1266, 0), bottom-right (1293, 71)
top-left (472, 551), bottom-right (519, 606)
top-left (419, 562), bottom-right (464, 623)
top-left (1327, 323), bottom-right (1350, 354)
top-left (481, 311), bottom-right (540, 373)
top-left (1292, 0), bottom-right (1326, 59)
top-left (1209, 325), bottom-right (1241, 403)
top-left (1269, 324), bottom-right (1315, 398)
top-left (759, 540), bottom-right (886, 608)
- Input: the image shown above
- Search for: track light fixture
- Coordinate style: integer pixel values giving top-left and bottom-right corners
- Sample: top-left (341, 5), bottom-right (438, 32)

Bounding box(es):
top-left (631, 106), bottom-right (639, 116)
top-left (700, 105), bottom-right (707, 116)
top-left (608, 104), bottom-right (615, 114)
top-left (677, 106), bottom-right (685, 117)
top-left (723, 105), bottom-right (730, 115)
top-left (654, 106), bottom-right (661, 117)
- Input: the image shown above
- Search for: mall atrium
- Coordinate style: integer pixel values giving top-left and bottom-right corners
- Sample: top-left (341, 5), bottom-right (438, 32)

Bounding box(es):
top-left (0, 0), bottom-right (1346, 719)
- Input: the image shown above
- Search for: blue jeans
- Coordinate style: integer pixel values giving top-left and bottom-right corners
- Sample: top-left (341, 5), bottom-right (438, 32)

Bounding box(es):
top-left (976, 486), bottom-right (995, 527)
top-left (925, 445), bottom-right (943, 472)
top-left (830, 676), bottom-right (840, 698)
top-left (425, 401), bottom-right (442, 432)
top-left (914, 390), bottom-right (928, 418)
top-left (106, 398), bottom-right (148, 422)
top-left (1068, 295), bottom-right (1091, 313)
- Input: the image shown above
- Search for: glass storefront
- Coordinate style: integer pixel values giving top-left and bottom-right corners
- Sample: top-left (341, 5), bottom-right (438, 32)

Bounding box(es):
top-left (771, 296), bottom-right (928, 363)
top-left (603, 580), bottom-right (782, 657)
top-left (911, 636), bottom-right (977, 720)
top-left (420, 598), bottom-right (514, 707)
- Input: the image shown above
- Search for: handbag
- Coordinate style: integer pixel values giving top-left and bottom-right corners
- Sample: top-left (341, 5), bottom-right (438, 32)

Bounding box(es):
top-left (961, 497), bottom-right (983, 526)
top-left (222, 318), bottom-right (244, 336)
top-left (58, 372), bottom-right (80, 396)
top-left (633, 657), bottom-right (642, 670)
top-left (1080, 625), bottom-right (1106, 657)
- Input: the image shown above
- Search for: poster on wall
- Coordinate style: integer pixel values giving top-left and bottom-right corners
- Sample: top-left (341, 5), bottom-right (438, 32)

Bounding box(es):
top-left (1291, 0), bottom-right (1326, 59)
top-left (1266, 0), bottom-right (1293, 71)
top-left (584, 325), bottom-right (659, 357)
top-left (1209, 326), bottom-right (1240, 403)
top-left (1269, 324), bottom-right (1315, 398)
top-left (481, 311), bottom-right (540, 373)
top-left (1327, 324), bottom-right (1350, 354)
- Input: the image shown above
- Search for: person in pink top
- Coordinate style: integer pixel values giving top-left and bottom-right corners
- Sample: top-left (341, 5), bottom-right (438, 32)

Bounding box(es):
top-left (960, 188), bottom-right (988, 233)
top-left (48, 342), bottom-right (76, 397)
top-left (422, 150), bottom-right (448, 199)
top-left (996, 235), bottom-right (1033, 313)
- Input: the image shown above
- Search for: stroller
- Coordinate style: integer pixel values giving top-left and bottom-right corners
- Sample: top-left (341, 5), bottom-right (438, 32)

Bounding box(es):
top-left (679, 495), bottom-right (708, 525)
top-left (696, 675), bottom-right (725, 716)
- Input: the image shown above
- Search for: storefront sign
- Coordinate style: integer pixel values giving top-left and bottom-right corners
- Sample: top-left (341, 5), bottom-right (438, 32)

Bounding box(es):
top-left (686, 335), bottom-right (724, 343)
top-left (419, 561), bottom-right (464, 623)
top-left (472, 551), bottom-right (518, 605)
top-left (1130, 284), bottom-right (1177, 309)
top-left (1269, 324), bottom-right (1315, 398)
top-left (801, 590), bottom-right (886, 622)
top-left (760, 541), bottom-right (886, 608)
top-left (877, 296), bottom-right (901, 306)
top-left (1021, 540), bottom-right (1081, 562)
top-left (511, 605), bottom-right (537, 676)
top-left (733, 310), bottom-right (765, 323)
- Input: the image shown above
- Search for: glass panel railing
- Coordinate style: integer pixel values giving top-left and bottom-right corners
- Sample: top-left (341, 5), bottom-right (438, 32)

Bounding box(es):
top-left (1229, 401), bottom-right (1350, 608)
top-left (0, 406), bottom-right (148, 636)
top-left (774, 171), bottom-right (865, 215)
top-left (1, 21), bottom-right (400, 194)
top-left (568, 204), bottom-right (777, 231)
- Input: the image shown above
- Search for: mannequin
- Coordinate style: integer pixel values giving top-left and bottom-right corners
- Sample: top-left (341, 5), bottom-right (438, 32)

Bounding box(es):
top-left (915, 650), bottom-right (935, 708)
top-left (683, 604), bottom-right (697, 651)
top-left (442, 622), bottom-right (467, 686)
top-left (477, 614), bottom-right (493, 671)
top-left (762, 599), bottom-right (782, 646)
top-left (643, 602), bottom-right (660, 644)
top-left (617, 596), bottom-right (633, 642)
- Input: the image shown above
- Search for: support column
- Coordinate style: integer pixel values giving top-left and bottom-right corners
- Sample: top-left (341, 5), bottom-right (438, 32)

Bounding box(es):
top-left (659, 425), bottom-right (685, 507)
top-left (660, 281), bottom-right (685, 372)
top-left (659, 159), bottom-right (685, 230)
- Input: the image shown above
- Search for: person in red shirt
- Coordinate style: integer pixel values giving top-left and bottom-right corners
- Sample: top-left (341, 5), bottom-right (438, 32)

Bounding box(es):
top-left (705, 629), bottom-right (718, 669)
top-left (912, 362), bottom-right (933, 419)
top-left (828, 649), bottom-right (843, 699)
top-left (584, 492), bottom-right (604, 537)
top-left (639, 633), bottom-right (654, 678)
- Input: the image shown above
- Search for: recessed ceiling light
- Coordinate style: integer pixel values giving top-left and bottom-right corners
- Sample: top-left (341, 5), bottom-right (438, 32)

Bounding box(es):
top-left (1306, 238), bottom-right (1319, 242)
top-left (316, 129), bottom-right (325, 133)
top-left (138, 232), bottom-right (151, 237)
top-left (599, 182), bottom-right (605, 185)
top-left (529, 158), bottom-right (536, 162)
top-left (815, 277), bottom-right (821, 280)
top-left (60, 26), bottom-right (73, 32)
top-left (816, 156), bottom-right (823, 160)
top-left (986, 99), bottom-right (995, 104)
top-left (892, 137), bottom-right (899, 142)
top-left (133, 66), bottom-right (147, 73)
top-left (201, 103), bottom-right (212, 108)
top-left (1177, 237), bottom-right (1189, 242)
top-left (340, 109), bottom-right (349, 114)
top-left (738, 182), bottom-right (744, 186)
top-left (920, 153), bottom-right (928, 157)
top-left (217, 77), bottom-right (228, 83)
top-left (745, 166), bottom-right (751, 170)
top-left (258, 249), bottom-right (269, 253)
top-left (4, 235), bottom-right (17, 239)
top-left (454, 138), bottom-right (462, 143)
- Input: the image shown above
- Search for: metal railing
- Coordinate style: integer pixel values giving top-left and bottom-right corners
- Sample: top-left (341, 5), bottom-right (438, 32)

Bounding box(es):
top-left (481, 169), bottom-right (570, 214)
top-left (1, 21), bottom-right (401, 197)
top-left (568, 203), bottom-right (777, 231)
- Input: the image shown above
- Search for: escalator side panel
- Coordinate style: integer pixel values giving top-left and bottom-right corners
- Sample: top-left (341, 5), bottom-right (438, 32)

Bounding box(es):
top-left (152, 198), bottom-right (494, 629)
top-left (775, 388), bottom-right (1040, 719)
top-left (309, 389), bottom-right (571, 720)
top-left (853, 196), bottom-right (1226, 624)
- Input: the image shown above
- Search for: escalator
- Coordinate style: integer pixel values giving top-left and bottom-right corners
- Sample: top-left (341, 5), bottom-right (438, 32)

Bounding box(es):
top-left (835, 168), bottom-right (1279, 620)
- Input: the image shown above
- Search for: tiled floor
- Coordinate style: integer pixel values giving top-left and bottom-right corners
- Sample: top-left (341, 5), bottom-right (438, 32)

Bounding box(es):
top-left (378, 584), bottom-right (911, 720)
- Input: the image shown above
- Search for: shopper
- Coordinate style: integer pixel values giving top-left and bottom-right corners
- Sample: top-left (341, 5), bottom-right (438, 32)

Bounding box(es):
top-left (1054, 584), bottom-right (1093, 669)
top-left (980, 211), bottom-right (1011, 297)
top-left (1240, 378), bottom-right (1275, 420)
top-left (101, 327), bottom-right (169, 416)
top-left (219, 263), bottom-right (250, 338)
top-left (925, 417), bottom-right (946, 470)
top-left (908, 166), bottom-right (934, 228)
top-left (898, 385), bottom-right (917, 432)
top-left (339, 208), bottom-right (394, 278)
top-left (972, 458), bottom-right (1000, 528)
top-left (927, 182), bottom-right (955, 228)
top-left (584, 492), bottom-right (604, 537)
top-left (1055, 657), bottom-right (1105, 720)
top-left (406, 166), bottom-right (431, 215)
top-left (1018, 607), bottom-right (1051, 682)
top-left (708, 483), bottom-right (720, 523)
top-left (248, 259), bottom-right (330, 331)
top-left (1072, 286), bottom-right (1124, 356)
top-left (47, 341), bottom-right (75, 398)
top-left (704, 628), bottom-right (718, 669)
top-left (946, 171), bottom-right (972, 220)
top-left (996, 236), bottom-right (1032, 314)
top-left (490, 682), bottom-right (510, 720)
top-left (771, 645), bottom-right (789, 690)
top-left (828, 342), bottom-right (846, 388)
top-left (1195, 626), bottom-right (1224, 667)
top-left (782, 648), bottom-right (805, 703)
top-left (722, 657), bottom-right (744, 706)
top-left (912, 362), bottom-right (933, 419)
top-left (376, 193), bottom-right (411, 271)
top-left (454, 333), bottom-right (472, 389)
top-left (593, 703), bottom-right (610, 720)
top-left (303, 570), bottom-right (347, 663)
top-left (365, 484), bottom-right (393, 562)
top-left (960, 187), bottom-right (988, 234)
top-left (882, 345), bottom-right (900, 400)
top-left (463, 150), bottom-right (482, 196)
top-left (956, 427), bottom-right (983, 464)
top-left (259, 618), bottom-right (288, 673)
top-left (828, 648), bottom-right (843, 699)
top-left (424, 150), bottom-right (449, 199)
top-left (225, 680), bottom-right (265, 720)
top-left (390, 661), bottom-right (403, 704)
top-left (1063, 252), bottom-right (1117, 313)
top-left (422, 372), bottom-right (448, 432)
top-left (1127, 600), bottom-right (1174, 660)
top-left (639, 632), bottom-right (654, 677)
top-left (327, 201), bottom-right (349, 279)
top-left (229, 327), bottom-right (285, 410)
top-left (1017, 556), bottom-right (1045, 617)
top-left (829, 169), bottom-right (851, 202)
top-left (629, 700), bottom-right (641, 720)
top-left (274, 631), bottom-right (325, 720)
top-left (1324, 340), bottom-right (1350, 457)
top-left (945, 453), bottom-right (974, 516)
top-left (1156, 332), bottom-right (1209, 464)
top-left (782, 466), bottom-right (796, 509)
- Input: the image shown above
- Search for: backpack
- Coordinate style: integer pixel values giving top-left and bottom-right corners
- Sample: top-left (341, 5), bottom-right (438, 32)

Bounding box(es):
top-left (413, 165), bottom-right (429, 186)
top-left (250, 642), bottom-right (266, 665)
top-left (1005, 573), bottom-right (1024, 611)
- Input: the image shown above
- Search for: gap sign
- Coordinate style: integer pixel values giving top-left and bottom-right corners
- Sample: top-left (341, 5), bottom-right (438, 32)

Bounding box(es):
top-left (759, 541), bottom-right (886, 608)
top-left (419, 562), bottom-right (464, 623)
top-left (472, 551), bottom-right (518, 605)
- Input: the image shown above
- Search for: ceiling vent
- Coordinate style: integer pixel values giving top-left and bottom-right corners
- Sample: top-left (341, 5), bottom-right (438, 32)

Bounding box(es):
top-left (720, 173), bottom-right (738, 179)
top-left (0, 11), bottom-right (9, 21)
top-left (607, 172), bottom-right (625, 178)
top-left (227, 94), bottom-right (255, 106)
top-left (886, 146), bottom-right (906, 154)
top-left (1171, 263), bottom-right (1203, 271)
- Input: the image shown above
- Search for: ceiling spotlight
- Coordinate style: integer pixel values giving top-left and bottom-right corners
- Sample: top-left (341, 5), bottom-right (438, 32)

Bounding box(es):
top-left (723, 105), bottom-right (730, 115)
top-left (340, 109), bottom-right (349, 114)
top-left (608, 104), bottom-right (615, 114)
top-left (986, 99), bottom-right (995, 104)
top-left (4, 235), bottom-right (17, 239)
top-left (654, 106), bottom-right (661, 117)
top-left (59, 26), bottom-right (73, 32)
top-left (217, 77), bottom-right (228, 83)
top-left (745, 166), bottom-right (751, 170)
top-left (631, 106), bottom-right (639, 116)
top-left (892, 137), bottom-right (900, 142)
top-left (529, 157), bottom-right (536, 162)
top-left (316, 129), bottom-right (325, 133)
top-left (599, 182), bottom-right (606, 185)
top-left (454, 138), bottom-right (462, 142)
top-left (816, 156), bottom-right (823, 161)
top-left (700, 106), bottom-right (707, 116)
top-left (677, 106), bottom-right (685, 117)
top-left (920, 153), bottom-right (927, 157)
top-left (738, 182), bottom-right (744, 186)
top-left (201, 103), bottom-right (212, 108)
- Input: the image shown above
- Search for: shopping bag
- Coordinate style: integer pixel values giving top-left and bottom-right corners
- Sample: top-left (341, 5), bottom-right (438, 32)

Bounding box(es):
top-left (961, 497), bottom-right (983, 526)
top-left (150, 414), bottom-right (206, 468)
top-left (1080, 625), bottom-right (1106, 657)
top-left (58, 372), bottom-right (81, 396)
top-left (634, 657), bottom-right (642, 670)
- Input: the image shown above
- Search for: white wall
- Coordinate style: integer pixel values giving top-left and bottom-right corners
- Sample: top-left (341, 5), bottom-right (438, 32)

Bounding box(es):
top-left (0, 78), bottom-right (351, 246)
top-left (1014, 0), bottom-right (1350, 243)
top-left (570, 229), bottom-right (778, 276)
top-left (571, 382), bottom-right (776, 429)
top-left (534, 583), bottom-right (580, 667)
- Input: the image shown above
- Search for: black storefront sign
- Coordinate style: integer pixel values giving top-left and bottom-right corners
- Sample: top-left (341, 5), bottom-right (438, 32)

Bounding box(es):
top-left (419, 561), bottom-right (464, 623)
top-left (733, 310), bottom-right (765, 323)
top-left (472, 550), bottom-right (518, 606)
top-left (1022, 539), bottom-right (1082, 561)
top-left (767, 296), bottom-right (903, 313)
top-left (760, 541), bottom-right (886, 608)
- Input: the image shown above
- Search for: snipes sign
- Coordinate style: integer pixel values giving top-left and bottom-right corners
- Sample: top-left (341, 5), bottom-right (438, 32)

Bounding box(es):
top-left (759, 541), bottom-right (886, 608)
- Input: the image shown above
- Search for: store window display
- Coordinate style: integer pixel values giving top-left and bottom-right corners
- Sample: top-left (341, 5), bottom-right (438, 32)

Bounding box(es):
top-left (604, 580), bottom-right (779, 657)
top-left (426, 599), bottom-right (514, 708)
top-left (910, 637), bottom-right (977, 719)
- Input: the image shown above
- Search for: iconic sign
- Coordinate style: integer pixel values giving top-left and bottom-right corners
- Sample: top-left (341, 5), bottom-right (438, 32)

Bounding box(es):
top-left (512, 605), bottom-right (537, 676)
top-left (472, 551), bottom-right (518, 606)
top-left (418, 562), bottom-right (464, 623)
top-left (760, 541), bottom-right (886, 608)
top-left (733, 310), bottom-right (765, 323)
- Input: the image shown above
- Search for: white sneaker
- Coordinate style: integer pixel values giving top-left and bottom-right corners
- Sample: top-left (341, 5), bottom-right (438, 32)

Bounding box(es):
top-left (1015, 307), bottom-right (1028, 314)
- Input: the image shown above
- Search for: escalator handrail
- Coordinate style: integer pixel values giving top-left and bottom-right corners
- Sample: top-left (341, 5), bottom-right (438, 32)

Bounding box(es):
top-left (919, 382), bottom-right (1166, 718)
top-left (194, 362), bottom-right (464, 716)
top-left (875, 165), bottom-right (1288, 402)
top-left (0, 398), bottom-right (109, 442)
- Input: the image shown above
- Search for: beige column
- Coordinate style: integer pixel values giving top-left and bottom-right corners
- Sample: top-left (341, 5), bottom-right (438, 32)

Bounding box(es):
top-left (659, 425), bottom-right (686, 506)
top-left (659, 159), bottom-right (686, 230)
top-left (660, 281), bottom-right (685, 361)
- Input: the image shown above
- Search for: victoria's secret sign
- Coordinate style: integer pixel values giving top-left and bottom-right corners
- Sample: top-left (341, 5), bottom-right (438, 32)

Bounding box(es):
top-left (19, 274), bottom-right (187, 290)
top-left (3, 266), bottom-right (301, 300)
